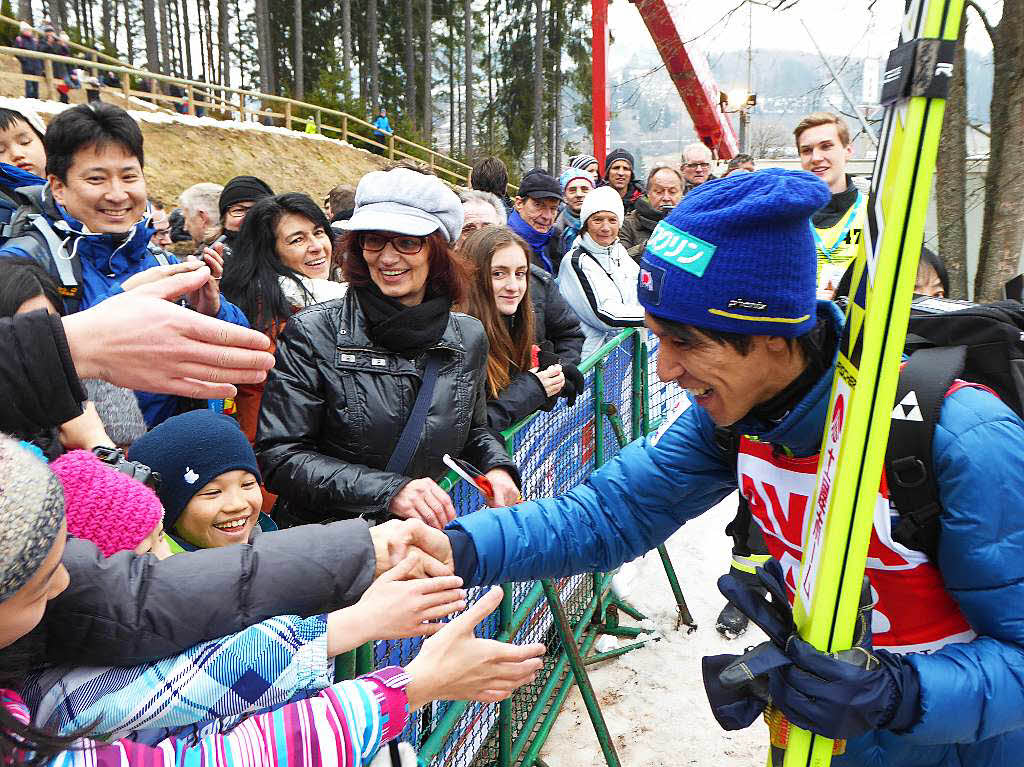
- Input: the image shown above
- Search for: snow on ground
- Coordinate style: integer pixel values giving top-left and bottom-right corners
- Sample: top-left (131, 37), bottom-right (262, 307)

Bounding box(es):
top-left (539, 494), bottom-right (769, 767)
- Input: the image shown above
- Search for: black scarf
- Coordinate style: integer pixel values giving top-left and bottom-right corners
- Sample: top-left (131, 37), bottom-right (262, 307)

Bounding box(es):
top-left (354, 282), bottom-right (451, 355)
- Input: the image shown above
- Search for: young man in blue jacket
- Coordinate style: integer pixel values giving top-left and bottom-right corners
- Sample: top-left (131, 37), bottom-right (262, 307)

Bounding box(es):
top-left (0, 103), bottom-right (250, 427)
top-left (443, 169), bottom-right (1024, 766)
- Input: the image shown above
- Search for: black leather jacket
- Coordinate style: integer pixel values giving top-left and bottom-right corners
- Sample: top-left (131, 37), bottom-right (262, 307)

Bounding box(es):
top-left (255, 292), bottom-right (519, 523)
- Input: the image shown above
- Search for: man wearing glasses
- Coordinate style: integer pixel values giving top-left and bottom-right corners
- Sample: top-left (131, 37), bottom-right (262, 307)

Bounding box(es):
top-left (680, 142), bottom-right (716, 194)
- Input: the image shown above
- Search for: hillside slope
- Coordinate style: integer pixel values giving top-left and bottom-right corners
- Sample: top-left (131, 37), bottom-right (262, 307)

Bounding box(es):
top-left (0, 95), bottom-right (388, 206)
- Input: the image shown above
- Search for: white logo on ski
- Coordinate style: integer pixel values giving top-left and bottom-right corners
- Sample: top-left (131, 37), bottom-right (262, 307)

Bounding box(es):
top-left (892, 390), bottom-right (924, 421)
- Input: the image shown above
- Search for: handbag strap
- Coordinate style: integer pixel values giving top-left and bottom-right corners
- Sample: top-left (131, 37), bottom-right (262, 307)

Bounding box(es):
top-left (385, 354), bottom-right (442, 476)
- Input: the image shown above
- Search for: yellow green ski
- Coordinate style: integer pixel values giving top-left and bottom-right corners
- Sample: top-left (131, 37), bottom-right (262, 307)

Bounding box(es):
top-left (772, 1), bottom-right (966, 765)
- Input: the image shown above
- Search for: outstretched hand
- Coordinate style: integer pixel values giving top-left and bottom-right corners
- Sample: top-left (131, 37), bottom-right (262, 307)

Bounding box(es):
top-left (326, 556), bottom-right (467, 656)
top-left (404, 586), bottom-right (546, 709)
top-left (62, 266), bottom-right (275, 400)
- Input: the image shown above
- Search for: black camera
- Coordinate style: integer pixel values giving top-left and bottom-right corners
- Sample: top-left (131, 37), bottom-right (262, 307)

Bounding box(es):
top-left (92, 446), bottom-right (161, 492)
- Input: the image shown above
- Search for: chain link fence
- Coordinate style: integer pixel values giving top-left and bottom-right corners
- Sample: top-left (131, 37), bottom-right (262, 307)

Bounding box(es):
top-left (343, 328), bottom-right (684, 767)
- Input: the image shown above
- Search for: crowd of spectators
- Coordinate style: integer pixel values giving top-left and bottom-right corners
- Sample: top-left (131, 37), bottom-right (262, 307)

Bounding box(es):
top-left (0, 94), bottom-right (971, 767)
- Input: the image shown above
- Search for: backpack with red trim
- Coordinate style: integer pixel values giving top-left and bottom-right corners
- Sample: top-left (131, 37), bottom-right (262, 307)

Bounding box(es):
top-left (886, 297), bottom-right (1024, 559)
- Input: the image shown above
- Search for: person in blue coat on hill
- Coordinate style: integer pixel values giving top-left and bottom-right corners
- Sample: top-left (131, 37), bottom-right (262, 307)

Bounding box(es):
top-left (440, 169), bottom-right (1024, 766)
top-left (0, 103), bottom-right (250, 427)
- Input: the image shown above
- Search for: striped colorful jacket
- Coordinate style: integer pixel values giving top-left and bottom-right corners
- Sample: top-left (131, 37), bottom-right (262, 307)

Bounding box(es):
top-left (23, 614), bottom-right (333, 742)
top-left (3, 671), bottom-right (410, 766)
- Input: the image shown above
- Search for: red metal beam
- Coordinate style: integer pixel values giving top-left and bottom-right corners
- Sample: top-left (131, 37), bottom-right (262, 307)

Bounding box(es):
top-left (592, 0), bottom-right (610, 172)
top-left (630, 0), bottom-right (739, 159)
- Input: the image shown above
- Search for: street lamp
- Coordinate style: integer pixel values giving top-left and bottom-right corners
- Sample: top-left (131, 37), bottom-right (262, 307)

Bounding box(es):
top-left (719, 90), bottom-right (757, 155)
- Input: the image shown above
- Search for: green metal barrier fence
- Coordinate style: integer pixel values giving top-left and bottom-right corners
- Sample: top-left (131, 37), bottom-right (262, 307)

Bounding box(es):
top-left (340, 328), bottom-right (688, 766)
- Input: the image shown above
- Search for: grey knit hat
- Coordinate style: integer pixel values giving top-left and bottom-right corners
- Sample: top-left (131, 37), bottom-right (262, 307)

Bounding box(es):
top-left (84, 379), bottom-right (148, 448)
top-left (337, 168), bottom-right (464, 244)
top-left (0, 436), bottom-right (65, 602)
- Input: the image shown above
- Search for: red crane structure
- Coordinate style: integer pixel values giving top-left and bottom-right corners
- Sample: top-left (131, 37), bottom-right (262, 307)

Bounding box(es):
top-left (592, 0), bottom-right (739, 167)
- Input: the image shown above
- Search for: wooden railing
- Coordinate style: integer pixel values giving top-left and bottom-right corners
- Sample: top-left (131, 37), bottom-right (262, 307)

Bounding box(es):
top-left (0, 45), bottom-right (484, 188)
top-left (0, 13), bottom-right (125, 69)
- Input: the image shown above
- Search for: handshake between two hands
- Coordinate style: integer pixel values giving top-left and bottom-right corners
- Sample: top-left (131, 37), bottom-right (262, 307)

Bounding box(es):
top-left (352, 519), bottom-right (545, 710)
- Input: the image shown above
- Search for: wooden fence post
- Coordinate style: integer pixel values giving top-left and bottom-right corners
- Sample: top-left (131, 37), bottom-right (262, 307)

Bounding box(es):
top-left (238, 91), bottom-right (247, 121)
top-left (341, 114), bottom-right (348, 143)
top-left (284, 102), bottom-right (292, 130)
top-left (121, 71), bottom-right (130, 99)
top-left (187, 84), bottom-right (196, 116)
top-left (42, 58), bottom-right (54, 100)
top-left (388, 134), bottom-right (395, 160)
top-left (315, 109), bottom-right (322, 133)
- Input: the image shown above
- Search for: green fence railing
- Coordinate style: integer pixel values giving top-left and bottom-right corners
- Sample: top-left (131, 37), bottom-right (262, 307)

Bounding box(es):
top-left (339, 328), bottom-right (690, 767)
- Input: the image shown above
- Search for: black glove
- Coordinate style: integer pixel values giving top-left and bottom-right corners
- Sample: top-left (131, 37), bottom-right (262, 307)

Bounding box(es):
top-left (703, 559), bottom-right (922, 740)
top-left (558, 362), bottom-right (585, 407)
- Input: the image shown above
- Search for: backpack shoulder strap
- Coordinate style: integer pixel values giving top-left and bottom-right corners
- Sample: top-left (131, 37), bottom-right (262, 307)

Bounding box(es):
top-left (885, 345), bottom-right (967, 559)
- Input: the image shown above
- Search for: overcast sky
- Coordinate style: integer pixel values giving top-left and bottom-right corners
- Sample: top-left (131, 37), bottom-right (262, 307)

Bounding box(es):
top-left (607, 0), bottom-right (1000, 72)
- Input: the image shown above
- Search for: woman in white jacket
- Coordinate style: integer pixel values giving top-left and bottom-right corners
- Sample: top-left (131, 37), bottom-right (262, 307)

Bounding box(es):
top-left (557, 186), bottom-right (644, 359)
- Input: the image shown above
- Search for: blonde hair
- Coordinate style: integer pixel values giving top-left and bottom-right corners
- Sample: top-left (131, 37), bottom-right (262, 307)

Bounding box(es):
top-left (793, 112), bottom-right (851, 149)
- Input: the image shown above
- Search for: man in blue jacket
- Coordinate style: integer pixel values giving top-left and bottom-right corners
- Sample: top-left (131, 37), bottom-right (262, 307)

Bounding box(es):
top-left (0, 102), bottom-right (250, 427)
top-left (444, 169), bottom-right (1024, 766)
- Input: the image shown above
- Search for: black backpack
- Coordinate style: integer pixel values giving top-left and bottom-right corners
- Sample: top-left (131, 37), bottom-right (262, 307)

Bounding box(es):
top-left (885, 297), bottom-right (1024, 560)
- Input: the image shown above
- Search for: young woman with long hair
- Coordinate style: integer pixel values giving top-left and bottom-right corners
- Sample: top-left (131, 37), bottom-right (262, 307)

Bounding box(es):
top-left (220, 192), bottom-right (346, 442)
top-left (460, 226), bottom-right (569, 431)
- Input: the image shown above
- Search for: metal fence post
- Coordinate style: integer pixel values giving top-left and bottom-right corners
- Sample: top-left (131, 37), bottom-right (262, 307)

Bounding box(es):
top-left (498, 583), bottom-right (514, 766)
top-left (540, 580), bottom-right (620, 767)
top-left (631, 330), bottom-right (644, 441)
top-left (593, 362), bottom-right (606, 467)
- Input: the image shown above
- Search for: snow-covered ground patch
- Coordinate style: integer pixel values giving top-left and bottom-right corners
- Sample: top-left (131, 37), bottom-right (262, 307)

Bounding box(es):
top-left (539, 494), bottom-right (769, 766)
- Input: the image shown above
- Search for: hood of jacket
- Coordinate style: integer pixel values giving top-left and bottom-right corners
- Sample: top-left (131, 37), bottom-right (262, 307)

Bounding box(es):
top-left (47, 189), bottom-right (157, 281)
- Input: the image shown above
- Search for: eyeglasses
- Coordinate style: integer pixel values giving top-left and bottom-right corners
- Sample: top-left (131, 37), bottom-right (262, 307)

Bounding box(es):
top-left (358, 232), bottom-right (427, 255)
top-left (684, 162), bottom-right (711, 170)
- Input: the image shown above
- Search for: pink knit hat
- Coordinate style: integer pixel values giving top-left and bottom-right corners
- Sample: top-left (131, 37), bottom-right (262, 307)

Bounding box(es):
top-left (50, 450), bottom-right (164, 557)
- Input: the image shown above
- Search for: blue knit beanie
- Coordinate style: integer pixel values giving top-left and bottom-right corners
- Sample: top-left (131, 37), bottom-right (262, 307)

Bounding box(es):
top-left (637, 168), bottom-right (830, 338)
top-left (127, 410), bottom-right (261, 529)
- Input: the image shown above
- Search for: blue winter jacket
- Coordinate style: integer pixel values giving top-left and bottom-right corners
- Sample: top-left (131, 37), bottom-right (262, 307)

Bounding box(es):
top-left (0, 188), bottom-right (250, 427)
top-left (451, 301), bottom-right (1024, 767)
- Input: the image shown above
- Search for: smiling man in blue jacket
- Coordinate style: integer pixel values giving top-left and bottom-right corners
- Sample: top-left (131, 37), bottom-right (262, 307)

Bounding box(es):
top-left (0, 103), bottom-right (249, 427)
top-left (444, 169), bottom-right (1024, 766)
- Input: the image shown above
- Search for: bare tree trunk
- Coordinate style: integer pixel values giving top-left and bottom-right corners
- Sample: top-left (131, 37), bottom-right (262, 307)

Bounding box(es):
top-left (293, 0), bottom-right (302, 99)
top-left (181, 0), bottom-right (194, 79)
top-left (142, 0), bottom-right (161, 73)
top-left (368, 0), bottom-right (379, 110)
top-left (203, 0), bottom-right (215, 83)
top-left (158, 0), bottom-right (171, 74)
top-left (18, 0), bottom-right (32, 25)
top-left (422, 0), bottom-right (432, 139)
top-left (404, 0), bottom-right (415, 128)
top-left (486, 0), bottom-right (493, 151)
top-left (974, 0), bottom-right (1024, 300)
top-left (101, 0), bottom-right (111, 45)
top-left (553, 0), bottom-right (564, 172)
top-left (254, 0), bottom-right (274, 94)
top-left (448, 4), bottom-right (455, 154)
top-left (464, 0), bottom-right (473, 159)
top-left (196, 0), bottom-right (208, 81)
top-left (124, 0), bottom-right (135, 65)
top-left (169, 0), bottom-right (184, 76)
top-left (341, 0), bottom-right (351, 100)
top-left (935, 15), bottom-right (968, 298)
top-left (532, 0), bottom-right (544, 169)
top-left (219, 0), bottom-right (229, 87)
